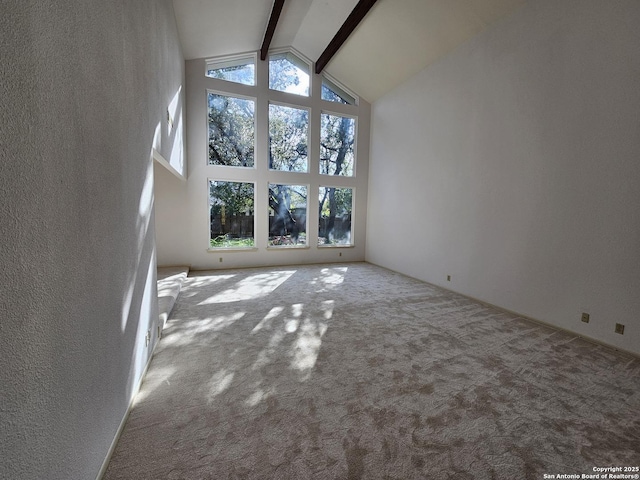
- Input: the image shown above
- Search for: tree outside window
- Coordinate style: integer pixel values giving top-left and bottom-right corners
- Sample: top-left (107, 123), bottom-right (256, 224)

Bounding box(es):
top-left (209, 180), bottom-right (255, 248)
top-left (320, 113), bottom-right (355, 176)
top-left (269, 184), bottom-right (307, 246)
top-left (269, 104), bottom-right (309, 172)
top-left (318, 187), bottom-right (352, 246)
top-left (208, 93), bottom-right (255, 167)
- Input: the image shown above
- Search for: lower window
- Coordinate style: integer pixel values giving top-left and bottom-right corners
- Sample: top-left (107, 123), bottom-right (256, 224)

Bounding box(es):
top-left (318, 187), bottom-right (352, 246)
top-left (268, 184), bottom-right (307, 246)
top-left (209, 180), bottom-right (255, 248)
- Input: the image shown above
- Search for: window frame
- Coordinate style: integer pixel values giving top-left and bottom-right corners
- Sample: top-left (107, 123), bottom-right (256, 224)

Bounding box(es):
top-left (268, 48), bottom-right (312, 98)
top-left (202, 48), bottom-right (361, 253)
top-left (321, 73), bottom-right (358, 106)
top-left (205, 52), bottom-right (257, 86)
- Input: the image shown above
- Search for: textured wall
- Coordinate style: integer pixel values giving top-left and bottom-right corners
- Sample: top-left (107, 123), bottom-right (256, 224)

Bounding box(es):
top-left (0, 1), bottom-right (184, 478)
top-left (367, 0), bottom-right (640, 354)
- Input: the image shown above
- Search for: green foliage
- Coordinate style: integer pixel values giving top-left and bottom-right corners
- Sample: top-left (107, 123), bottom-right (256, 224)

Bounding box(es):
top-left (210, 181), bottom-right (254, 215)
top-left (210, 236), bottom-right (255, 248)
top-left (319, 187), bottom-right (352, 218)
top-left (268, 184), bottom-right (307, 246)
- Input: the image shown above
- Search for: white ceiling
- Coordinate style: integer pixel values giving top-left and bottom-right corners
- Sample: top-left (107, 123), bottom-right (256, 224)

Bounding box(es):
top-left (172, 0), bottom-right (525, 102)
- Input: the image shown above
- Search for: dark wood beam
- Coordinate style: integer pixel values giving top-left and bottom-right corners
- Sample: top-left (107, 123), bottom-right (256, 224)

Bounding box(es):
top-left (315, 0), bottom-right (378, 74)
top-left (260, 0), bottom-right (286, 61)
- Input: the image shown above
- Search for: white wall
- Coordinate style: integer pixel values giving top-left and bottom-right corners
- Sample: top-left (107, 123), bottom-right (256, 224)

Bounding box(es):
top-left (155, 56), bottom-right (371, 269)
top-left (0, 1), bottom-right (184, 478)
top-left (367, 0), bottom-right (640, 354)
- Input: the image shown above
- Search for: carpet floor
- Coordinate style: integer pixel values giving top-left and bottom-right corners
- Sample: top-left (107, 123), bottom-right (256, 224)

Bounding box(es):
top-left (104, 262), bottom-right (640, 479)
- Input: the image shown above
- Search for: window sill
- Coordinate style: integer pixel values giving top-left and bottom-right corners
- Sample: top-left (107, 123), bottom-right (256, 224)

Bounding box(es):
top-left (266, 245), bottom-right (310, 250)
top-left (317, 244), bottom-right (354, 248)
top-left (207, 247), bottom-right (258, 253)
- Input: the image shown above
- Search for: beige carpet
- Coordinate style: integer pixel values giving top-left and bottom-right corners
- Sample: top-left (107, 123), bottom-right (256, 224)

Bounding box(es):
top-left (104, 263), bottom-right (640, 479)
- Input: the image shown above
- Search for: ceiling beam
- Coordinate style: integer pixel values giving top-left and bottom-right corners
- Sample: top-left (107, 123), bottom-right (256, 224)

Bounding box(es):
top-left (260, 0), bottom-right (286, 61)
top-left (315, 0), bottom-right (379, 74)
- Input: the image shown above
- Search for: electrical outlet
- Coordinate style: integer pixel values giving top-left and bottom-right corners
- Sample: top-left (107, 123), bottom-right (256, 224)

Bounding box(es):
top-left (219, 257), bottom-right (223, 263)
top-left (447, 275), bottom-right (451, 282)
top-left (615, 323), bottom-right (625, 335)
top-left (581, 313), bottom-right (590, 323)
top-left (145, 329), bottom-right (151, 347)
top-left (339, 252), bottom-right (342, 257)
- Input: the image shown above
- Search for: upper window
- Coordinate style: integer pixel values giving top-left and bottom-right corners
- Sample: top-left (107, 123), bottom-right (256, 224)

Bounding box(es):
top-left (208, 93), bottom-right (255, 167)
top-left (322, 76), bottom-right (357, 105)
top-left (269, 103), bottom-right (309, 172)
top-left (269, 51), bottom-right (310, 97)
top-left (320, 113), bottom-right (356, 176)
top-left (206, 55), bottom-right (256, 86)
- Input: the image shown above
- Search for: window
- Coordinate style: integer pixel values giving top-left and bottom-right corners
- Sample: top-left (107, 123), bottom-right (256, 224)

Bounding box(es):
top-left (209, 181), bottom-right (255, 248)
top-left (208, 93), bottom-right (255, 167)
top-left (322, 76), bottom-right (357, 105)
top-left (269, 51), bottom-right (310, 97)
top-left (203, 49), bottom-right (361, 254)
top-left (206, 55), bottom-right (255, 86)
top-left (268, 184), bottom-right (307, 246)
top-left (318, 187), bottom-right (352, 246)
top-left (269, 104), bottom-right (309, 172)
top-left (320, 113), bottom-right (356, 176)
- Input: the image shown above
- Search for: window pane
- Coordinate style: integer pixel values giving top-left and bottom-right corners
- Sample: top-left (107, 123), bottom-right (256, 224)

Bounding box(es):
top-left (269, 104), bottom-right (308, 172)
top-left (320, 113), bottom-right (355, 176)
top-left (269, 184), bottom-right (307, 246)
top-left (318, 187), bottom-right (352, 246)
top-left (321, 77), bottom-right (356, 105)
top-left (206, 56), bottom-right (255, 85)
top-left (208, 93), bottom-right (255, 167)
top-left (269, 52), bottom-right (309, 96)
top-left (209, 181), bottom-right (254, 248)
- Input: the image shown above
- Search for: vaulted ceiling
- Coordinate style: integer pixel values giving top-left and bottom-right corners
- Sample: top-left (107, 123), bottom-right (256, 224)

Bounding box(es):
top-left (172, 0), bottom-right (525, 102)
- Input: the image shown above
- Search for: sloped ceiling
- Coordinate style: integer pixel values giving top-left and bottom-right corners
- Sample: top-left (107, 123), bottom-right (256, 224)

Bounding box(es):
top-left (172, 0), bottom-right (524, 102)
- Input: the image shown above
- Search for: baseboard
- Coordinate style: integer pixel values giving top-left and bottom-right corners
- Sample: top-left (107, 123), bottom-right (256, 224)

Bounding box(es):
top-left (366, 262), bottom-right (639, 360)
top-left (95, 339), bottom-right (159, 479)
top-left (459, 291), bottom-right (640, 360)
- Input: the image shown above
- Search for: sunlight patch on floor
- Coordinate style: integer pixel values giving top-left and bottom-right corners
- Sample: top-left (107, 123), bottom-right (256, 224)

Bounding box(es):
top-left (189, 312), bottom-right (247, 334)
top-left (198, 270), bottom-right (295, 304)
top-left (245, 387), bottom-right (272, 407)
top-left (289, 300), bottom-right (334, 379)
top-left (310, 266), bottom-right (348, 292)
top-left (133, 365), bottom-right (176, 405)
top-left (208, 369), bottom-right (234, 402)
top-left (252, 306), bottom-right (285, 333)
top-left (252, 327), bottom-right (287, 371)
top-left (181, 274), bottom-right (236, 297)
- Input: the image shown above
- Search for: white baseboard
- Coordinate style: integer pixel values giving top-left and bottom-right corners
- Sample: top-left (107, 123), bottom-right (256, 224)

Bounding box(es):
top-left (95, 340), bottom-right (159, 479)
